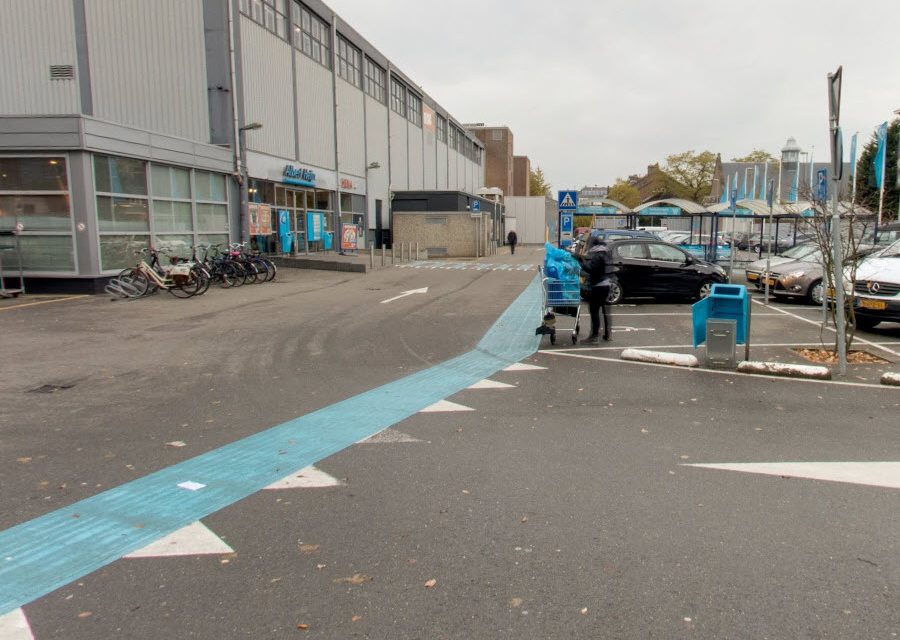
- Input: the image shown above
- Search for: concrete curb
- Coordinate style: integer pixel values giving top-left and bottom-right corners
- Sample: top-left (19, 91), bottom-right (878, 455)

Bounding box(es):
top-left (737, 361), bottom-right (832, 380)
top-left (270, 257), bottom-right (367, 273)
top-left (620, 348), bottom-right (699, 368)
top-left (881, 372), bottom-right (900, 387)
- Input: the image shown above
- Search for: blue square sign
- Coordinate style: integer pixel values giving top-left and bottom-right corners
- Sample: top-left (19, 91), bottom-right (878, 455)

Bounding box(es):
top-left (558, 190), bottom-right (578, 210)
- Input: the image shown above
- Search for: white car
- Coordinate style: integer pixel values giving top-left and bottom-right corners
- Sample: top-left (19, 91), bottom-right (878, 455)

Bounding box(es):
top-left (849, 240), bottom-right (900, 330)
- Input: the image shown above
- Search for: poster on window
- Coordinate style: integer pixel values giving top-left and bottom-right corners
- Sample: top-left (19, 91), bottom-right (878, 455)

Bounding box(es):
top-left (248, 203), bottom-right (272, 235)
top-left (422, 105), bottom-right (436, 133)
top-left (306, 211), bottom-right (324, 242)
top-left (341, 223), bottom-right (359, 251)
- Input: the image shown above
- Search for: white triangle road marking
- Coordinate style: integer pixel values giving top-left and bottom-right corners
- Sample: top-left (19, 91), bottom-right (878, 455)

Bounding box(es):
top-left (467, 379), bottom-right (515, 389)
top-left (686, 461), bottom-right (900, 490)
top-left (0, 609), bottom-right (34, 640)
top-left (503, 363), bottom-right (547, 372)
top-left (125, 521), bottom-right (234, 558)
top-left (420, 400), bottom-right (474, 413)
top-left (264, 465), bottom-right (344, 489)
top-left (358, 428), bottom-right (423, 444)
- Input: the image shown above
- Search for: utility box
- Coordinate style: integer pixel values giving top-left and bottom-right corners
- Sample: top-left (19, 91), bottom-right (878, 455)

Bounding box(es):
top-left (691, 283), bottom-right (752, 365)
top-left (705, 319), bottom-right (737, 368)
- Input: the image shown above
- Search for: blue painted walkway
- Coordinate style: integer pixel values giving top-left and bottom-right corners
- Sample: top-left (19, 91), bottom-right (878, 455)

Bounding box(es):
top-left (0, 277), bottom-right (542, 615)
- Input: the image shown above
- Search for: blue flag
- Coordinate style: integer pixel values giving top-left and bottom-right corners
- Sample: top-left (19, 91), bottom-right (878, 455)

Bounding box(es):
top-left (848, 132), bottom-right (858, 180)
top-left (873, 122), bottom-right (888, 188)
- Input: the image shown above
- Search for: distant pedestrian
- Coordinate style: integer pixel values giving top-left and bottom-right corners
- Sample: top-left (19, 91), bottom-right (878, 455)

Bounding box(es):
top-left (575, 235), bottom-right (613, 342)
top-left (507, 230), bottom-right (518, 255)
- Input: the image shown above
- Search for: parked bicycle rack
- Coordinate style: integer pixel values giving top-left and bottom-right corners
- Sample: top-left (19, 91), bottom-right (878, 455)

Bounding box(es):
top-left (0, 230), bottom-right (25, 298)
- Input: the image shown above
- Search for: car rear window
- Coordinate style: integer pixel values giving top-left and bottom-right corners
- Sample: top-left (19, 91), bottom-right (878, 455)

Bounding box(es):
top-left (616, 243), bottom-right (645, 259)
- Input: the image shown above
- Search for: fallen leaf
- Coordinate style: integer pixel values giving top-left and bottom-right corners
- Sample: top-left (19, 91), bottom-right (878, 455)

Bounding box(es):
top-left (270, 577), bottom-right (282, 583)
top-left (461, 490), bottom-right (470, 494)
top-left (424, 578), bottom-right (437, 588)
top-left (521, 516), bottom-right (528, 523)
top-left (580, 607), bottom-right (588, 615)
top-left (351, 615), bottom-right (362, 622)
top-left (165, 441), bottom-right (186, 448)
top-left (335, 574), bottom-right (372, 585)
top-left (77, 611), bottom-right (92, 619)
top-left (299, 544), bottom-right (320, 554)
top-left (220, 559), bottom-right (230, 564)
top-left (296, 623), bottom-right (309, 630)
top-left (315, 563), bottom-right (327, 571)
top-left (16, 457), bottom-right (32, 464)
top-left (510, 597), bottom-right (523, 608)
top-left (640, 428), bottom-right (649, 433)
top-left (680, 455), bottom-right (690, 460)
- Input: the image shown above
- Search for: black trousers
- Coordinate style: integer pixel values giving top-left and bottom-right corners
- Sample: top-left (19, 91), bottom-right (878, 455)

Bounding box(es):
top-left (510, 242), bottom-right (517, 254)
top-left (587, 284), bottom-right (611, 338)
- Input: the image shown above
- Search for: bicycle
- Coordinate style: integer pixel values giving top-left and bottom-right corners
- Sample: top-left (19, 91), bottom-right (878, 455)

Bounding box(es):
top-left (110, 248), bottom-right (208, 298)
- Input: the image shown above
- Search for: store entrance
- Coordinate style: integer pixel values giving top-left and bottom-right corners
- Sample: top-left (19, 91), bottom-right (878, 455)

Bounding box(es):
top-left (274, 185), bottom-right (313, 254)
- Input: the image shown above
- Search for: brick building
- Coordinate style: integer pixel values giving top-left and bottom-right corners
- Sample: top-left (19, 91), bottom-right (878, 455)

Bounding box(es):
top-left (512, 156), bottom-right (531, 196)
top-left (466, 124), bottom-right (514, 196)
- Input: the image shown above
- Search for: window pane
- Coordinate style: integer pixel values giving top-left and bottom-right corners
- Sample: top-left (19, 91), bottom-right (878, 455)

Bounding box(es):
top-left (0, 157), bottom-right (68, 191)
top-left (96, 195), bottom-right (149, 232)
top-left (616, 243), bottom-right (646, 259)
top-left (198, 233), bottom-right (229, 251)
top-left (647, 243), bottom-right (686, 262)
top-left (151, 165), bottom-right (190, 199)
top-left (155, 235), bottom-right (194, 260)
top-left (99, 234), bottom-right (150, 271)
top-left (0, 194), bottom-right (71, 231)
top-left (315, 191), bottom-right (330, 210)
top-left (3, 235), bottom-right (75, 272)
top-left (152, 199), bottom-right (193, 232)
top-left (194, 171), bottom-right (226, 202)
top-left (94, 155), bottom-right (147, 195)
top-left (197, 203), bottom-right (228, 231)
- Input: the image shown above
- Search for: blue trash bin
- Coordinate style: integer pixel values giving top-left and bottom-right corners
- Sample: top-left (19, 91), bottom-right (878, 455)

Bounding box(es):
top-left (322, 231), bottom-right (333, 251)
top-left (692, 284), bottom-right (750, 347)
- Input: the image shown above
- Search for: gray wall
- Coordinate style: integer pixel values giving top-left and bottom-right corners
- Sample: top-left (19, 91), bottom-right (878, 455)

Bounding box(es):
top-left (86, 0), bottom-right (210, 142)
top-left (407, 123), bottom-right (423, 189)
top-left (337, 80), bottom-right (365, 178)
top-left (0, 0), bottom-right (80, 115)
top-left (389, 112), bottom-right (408, 190)
top-left (365, 97), bottom-right (389, 228)
top-left (296, 55), bottom-right (336, 170)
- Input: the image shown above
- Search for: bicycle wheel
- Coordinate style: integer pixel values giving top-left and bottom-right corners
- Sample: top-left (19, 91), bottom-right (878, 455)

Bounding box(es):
top-left (240, 260), bottom-right (259, 285)
top-left (260, 258), bottom-right (277, 282)
top-left (193, 264), bottom-right (212, 295)
top-left (115, 268), bottom-right (151, 298)
top-left (168, 268), bottom-right (205, 298)
top-left (248, 258), bottom-right (268, 283)
top-left (226, 260), bottom-right (246, 286)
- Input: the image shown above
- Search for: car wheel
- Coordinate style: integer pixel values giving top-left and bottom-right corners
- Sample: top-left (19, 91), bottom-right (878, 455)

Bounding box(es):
top-left (855, 315), bottom-right (880, 331)
top-left (807, 279), bottom-right (824, 306)
top-left (696, 279), bottom-right (714, 300)
top-left (606, 281), bottom-right (623, 305)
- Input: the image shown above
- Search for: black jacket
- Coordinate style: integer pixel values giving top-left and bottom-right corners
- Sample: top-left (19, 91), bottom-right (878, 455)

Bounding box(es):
top-left (577, 245), bottom-right (610, 287)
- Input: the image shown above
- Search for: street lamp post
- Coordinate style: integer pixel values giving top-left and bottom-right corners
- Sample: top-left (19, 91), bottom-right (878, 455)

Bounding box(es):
top-left (237, 122), bottom-right (262, 245)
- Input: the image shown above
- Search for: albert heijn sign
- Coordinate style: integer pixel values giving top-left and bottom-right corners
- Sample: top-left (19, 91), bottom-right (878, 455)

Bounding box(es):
top-left (283, 164), bottom-right (316, 187)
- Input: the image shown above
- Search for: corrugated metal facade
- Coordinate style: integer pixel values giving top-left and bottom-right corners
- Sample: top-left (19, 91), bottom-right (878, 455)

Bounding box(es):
top-left (86, 0), bottom-right (209, 141)
top-left (389, 112), bottom-right (408, 190)
top-left (336, 81), bottom-right (365, 178)
top-left (0, 0), bottom-right (79, 115)
top-left (365, 98), bottom-right (389, 221)
top-left (423, 128), bottom-right (436, 190)
top-left (240, 17), bottom-right (295, 160)
top-left (437, 142), bottom-right (448, 189)
top-left (407, 124), bottom-right (423, 189)
top-left (296, 56), bottom-right (335, 169)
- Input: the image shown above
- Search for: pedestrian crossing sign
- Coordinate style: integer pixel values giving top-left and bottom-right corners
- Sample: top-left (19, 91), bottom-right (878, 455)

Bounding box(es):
top-left (558, 190), bottom-right (578, 210)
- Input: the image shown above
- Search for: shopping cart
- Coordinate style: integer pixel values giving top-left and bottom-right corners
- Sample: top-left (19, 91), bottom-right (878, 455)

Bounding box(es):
top-left (537, 265), bottom-right (582, 345)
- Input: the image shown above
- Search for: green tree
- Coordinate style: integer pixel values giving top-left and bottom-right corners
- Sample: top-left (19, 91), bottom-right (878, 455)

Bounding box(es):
top-left (854, 119), bottom-right (899, 221)
top-left (731, 149), bottom-right (777, 164)
top-left (663, 150), bottom-right (717, 202)
top-left (529, 166), bottom-right (551, 196)
top-left (607, 179), bottom-right (641, 208)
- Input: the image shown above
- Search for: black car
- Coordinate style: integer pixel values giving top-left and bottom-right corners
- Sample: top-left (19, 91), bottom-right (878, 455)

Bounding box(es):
top-left (601, 239), bottom-right (728, 303)
top-left (569, 228), bottom-right (659, 255)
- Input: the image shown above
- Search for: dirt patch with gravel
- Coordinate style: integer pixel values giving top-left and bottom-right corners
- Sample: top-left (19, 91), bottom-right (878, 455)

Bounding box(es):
top-left (793, 348), bottom-right (889, 365)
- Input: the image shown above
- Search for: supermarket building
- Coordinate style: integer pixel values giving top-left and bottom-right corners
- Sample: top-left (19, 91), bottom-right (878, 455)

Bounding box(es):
top-left (0, 0), bottom-right (486, 289)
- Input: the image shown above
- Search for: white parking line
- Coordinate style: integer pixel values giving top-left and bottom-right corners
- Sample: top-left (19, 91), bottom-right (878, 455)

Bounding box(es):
top-left (551, 341), bottom-right (900, 353)
top-left (540, 350), bottom-right (899, 390)
top-left (751, 298), bottom-right (900, 357)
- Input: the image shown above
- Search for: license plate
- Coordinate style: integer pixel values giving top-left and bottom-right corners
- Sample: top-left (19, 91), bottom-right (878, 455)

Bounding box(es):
top-left (826, 287), bottom-right (835, 297)
top-left (859, 298), bottom-right (886, 310)
top-left (746, 273), bottom-right (759, 281)
top-left (764, 278), bottom-right (777, 287)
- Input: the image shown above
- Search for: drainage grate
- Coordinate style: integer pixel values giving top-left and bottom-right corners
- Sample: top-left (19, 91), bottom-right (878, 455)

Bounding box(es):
top-left (49, 65), bottom-right (75, 80)
top-left (27, 383), bottom-right (76, 394)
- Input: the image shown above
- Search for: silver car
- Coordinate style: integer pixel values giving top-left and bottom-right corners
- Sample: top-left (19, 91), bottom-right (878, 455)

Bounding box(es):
top-left (763, 258), bottom-right (825, 305)
top-left (745, 242), bottom-right (821, 288)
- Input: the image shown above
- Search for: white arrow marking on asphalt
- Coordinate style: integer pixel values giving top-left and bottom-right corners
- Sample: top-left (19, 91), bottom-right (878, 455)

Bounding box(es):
top-left (265, 465), bottom-right (344, 489)
top-left (380, 287), bottom-right (429, 304)
top-left (125, 521), bottom-right (234, 558)
top-left (0, 609), bottom-right (34, 640)
top-left (503, 363), bottom-right (547, 372)
top-left (686, 461), bottom-right (900, 490)
top-left (420, 400), bottom-right (474, 413)
top-left (468, 379), bottom-right (516, 389)
top-left (359, 428), bottom-right (423, 444)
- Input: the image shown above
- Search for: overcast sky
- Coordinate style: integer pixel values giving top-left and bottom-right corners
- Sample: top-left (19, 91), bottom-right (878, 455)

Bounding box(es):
top-left (327, 0), bottom-right (900, 193)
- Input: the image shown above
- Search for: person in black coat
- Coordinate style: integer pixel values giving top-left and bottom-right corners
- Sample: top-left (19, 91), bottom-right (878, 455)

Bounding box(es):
top-left (575, 235), bottom-right (613, 342)
top-left (507, 229), bottom-right (518, 254)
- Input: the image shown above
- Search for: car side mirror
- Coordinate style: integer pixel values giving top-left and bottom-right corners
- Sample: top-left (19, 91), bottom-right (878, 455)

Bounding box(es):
top-left (683, 255), bottom-right (694, 265)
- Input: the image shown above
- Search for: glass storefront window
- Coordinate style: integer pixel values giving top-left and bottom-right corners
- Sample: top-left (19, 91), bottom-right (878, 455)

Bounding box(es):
top-left (152, 200), bottom-right (193, 232)
top-left (99, 234), bottom-right (149, 271)
top-left (155, 235), bottom-right (194, 259)
top-left (97, 196), bottom-right (150, 232)
top-left (0, 194), bottom-right (71, 231)
top-left (194, 171), bottom-right (227, 202)
top-left (94, 155), bottom-right (147, 195)
top-left (315, 190), bottom-right (331, 210)
top-left (152, 165), bottom-right (191, 199)
top-left (198, 233), bottom-right (229, 251)
top-left (197, 203), bottom-right (228, 231)
top-left (7, 236), bottom-right (75, 272)
top-left (0, 157), bottom-right (68, 191)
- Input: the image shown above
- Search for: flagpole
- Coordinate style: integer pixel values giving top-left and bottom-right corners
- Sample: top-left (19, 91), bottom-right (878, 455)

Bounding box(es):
top-left (850, 132), bottom-right (858, 207)
top-left (878, 135), bottom-right (887, 226)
